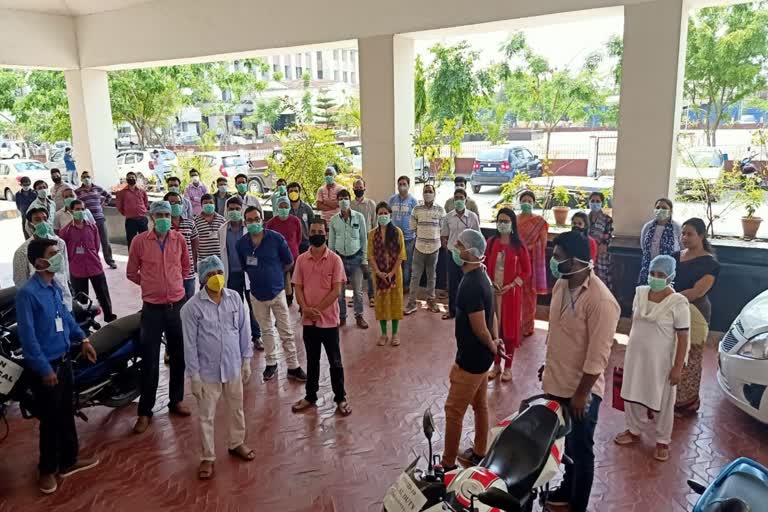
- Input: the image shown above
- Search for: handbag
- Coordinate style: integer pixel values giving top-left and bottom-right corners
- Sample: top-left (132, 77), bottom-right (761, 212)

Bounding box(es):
top-left (612, 366), bottom-right (625, 412)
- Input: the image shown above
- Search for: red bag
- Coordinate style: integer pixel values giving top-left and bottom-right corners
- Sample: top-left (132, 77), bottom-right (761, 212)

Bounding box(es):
top-left (612, 366), bottom-right (625, 412)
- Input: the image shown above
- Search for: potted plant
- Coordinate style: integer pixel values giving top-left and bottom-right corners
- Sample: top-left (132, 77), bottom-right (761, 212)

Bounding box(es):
top-left (737, 175), bottom-right (765, 239)
top-left (551, 185), bottom-right (571, 225)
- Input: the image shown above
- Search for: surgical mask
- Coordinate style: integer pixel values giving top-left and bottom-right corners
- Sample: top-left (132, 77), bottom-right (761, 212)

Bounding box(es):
top-left (277, 207), bottom-right (290, 219)
top-left (354, 189), bottom-right (365, 198)
top-left (324, 175), bottom-right (335, 185)
top-left (309, 234), bottom-right (326, 247)
top-left (497, 221), bottom-right (512, 234)
top-left (589, 202), bottom-right (603, 213)
top-left (247, 222), bottom-right (263, 235)
top-left (648, 276), bottom-right (669, 292)
top-left (218, 185), bottom-right (227, 194)
top-left (206, 274), bottom-right (226, 293)
top-left (34, 221), bottom-right (53, 238)
top-left (378, 214), bottom-right (391, 226)
top-left (228, 210), bottom-right (242, 222)
top-left (127, 178), bottom-right (137, 186)
top-left (38, 252), bottom-right (64, 274)
top-left (398, 185), bottom-right (408, 194)
top-left (339, 199), bottom-right (351, 210)
top-left (192, 176), bottom-right (200, 184)
top-left (454, 199), bottom-right (465, 211)
top-left (170, 204), bottom-right (182, 217)
top-left (64, 197), bottom-right (74, 209)
top-left (72, 210), bottom-right (85, 221)
top-left (82, 178), bottom-right (92, 186)
top-left (520, 203), bottom-right (533, 214)
top-left (423, 192), bottom-right (435, 203)
top-left (654, 208), bottom-right (670, 221)
top-left (277, 185), bottom-right (287, 194)
top-left (52, 176), bottom-right (62, 184)
top-left (236, 183), bottom-right (248, 194)
top-left (169, 186), bottom-right (180, 194)
top-left (288, 191), bottom-right (300, 202)
top-left (22, 185), bottom-right (30, 191)
top-left (154, 217), bottom-right (172, 234)
top-left (550, 256), bottom-right (591, 279)
top-left (451, 248), bottom-right (464, 267)
top-left (36, 189), bottom-right (48, 199)
top-left (202, 204), bottom-right (215, 215)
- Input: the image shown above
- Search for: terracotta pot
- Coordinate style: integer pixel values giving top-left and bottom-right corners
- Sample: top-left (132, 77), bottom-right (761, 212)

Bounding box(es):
top-left (742, 216), bottom-right (763, 239)
top-left (553, 206), bottom-right (570, 226)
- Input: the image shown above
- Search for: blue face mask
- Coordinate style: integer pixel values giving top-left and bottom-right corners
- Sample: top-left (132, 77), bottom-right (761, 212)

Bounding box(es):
top-left (589, 202), bottom-right (603, 213)
top-left (451, 248), bottom-right (464, 267)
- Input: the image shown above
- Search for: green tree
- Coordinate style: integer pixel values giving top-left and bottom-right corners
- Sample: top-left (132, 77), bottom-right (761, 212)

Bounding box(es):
top-left (314, 90), bottom-right (337, 127)
top-left (243, 97), bottom-right (283, 133)
top-left (272, 71), bottom-right (284, 82)
top-left (605, 34), bottom-right (623, 89)
top-left (0, 69), bottom-right (23, 112)
top-left (685, 3), bottom-right (768, 146)
top-left (414, 55), bottom-right (428, 127)
top-left (301, 91), bottom-right (313, 124)
top-left (336, 96), bottom-right (360, 133)
top-left (12, 71), bottom-right (71, 143)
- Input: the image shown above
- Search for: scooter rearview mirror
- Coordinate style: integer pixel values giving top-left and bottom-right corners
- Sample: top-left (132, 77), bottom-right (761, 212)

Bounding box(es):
top-left (423, 409), bottom-right (435, 440)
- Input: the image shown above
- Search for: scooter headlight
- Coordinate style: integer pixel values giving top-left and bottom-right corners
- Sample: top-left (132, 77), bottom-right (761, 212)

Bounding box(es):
top-left (738, 332), bottom-right (768, 360)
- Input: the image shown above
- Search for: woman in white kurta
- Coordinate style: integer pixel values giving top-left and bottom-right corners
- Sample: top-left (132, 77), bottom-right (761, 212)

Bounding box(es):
top-left (614, 255), bottom-right (689, 462)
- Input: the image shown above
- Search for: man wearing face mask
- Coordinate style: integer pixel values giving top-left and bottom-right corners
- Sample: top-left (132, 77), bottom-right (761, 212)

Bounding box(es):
top-left (213, 177), bottom-right (230, 216)
top-left (165, 191), bottom-right (200, 300)
top-left (287, 182), bottom-right (314, 254)
top-left (443, 176), bottom-right (480, 216)
top-left (182, 256), bottom-right (255, 479)
top-left (350, 178), bottom-right (377, 307)
top-left (271, 178), bottom-right (289, 212)
top-left (405, 183), bottom-right (445, 315)
top-left (166, 176), bottom-right (193, 219)
top-left (194, 194), bottom-right (227, 259)
top-left (233, 173), bottom-right (262, 215)
top-left (116, 171), bottom-right (149, 248)
top-left (389, 175), bottom-right (418, 290)
top-left (316, 166), bottom-right (343, 223)
top-left (15, 176), bottom-right (37, 239)
top-left (16, 238), bottom-right (99, 494)
top-left (329, 189), bottom-right (369, 329)
top-left (29, 180), bottom-right (57, 221)
top-left (185, 168), bottom-right (208, 216)
top-left (541, 230), bottom-right (620, 512)
top-left (236, 207), bottom-right (306, 382)
top-left (440, 188), bottom-right (480, 320)
top-left (13, 207), bottom-right (73, 311)
top-left (218, 197), bottom-right (262, 351)
top-left (127, 200), bottom-right (192, 434)
top-left (75, 171), bottom-right (116, 269)
top-left (151, 150), bottom-right (166, 192)
top-left (266, 196), bottom-right (302, 306)
top-left (54, 186), bottom-right (95, 233)
top-left (49, 168), bottom-right (68, 210)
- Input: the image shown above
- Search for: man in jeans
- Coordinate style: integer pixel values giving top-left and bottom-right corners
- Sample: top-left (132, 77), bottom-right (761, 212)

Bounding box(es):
top-left (350, 178), bottom-right (376, 306)
top-left (291, 218), bottom-right (351, 416)
top-left (542, 230), bottom-right (619, 512)
top-left (405, 183), bottom-right (445, 315)
top-left (116, 171), bottom-right (149, 248)
top-left (388, 175), bottom-right (418, 290)
top-left (236, 206), bottom-right (306, 383)
top-left (441, 229), bottom-right (502, 470)
top-left (328, 189), bottom-right (369, 329)
top-left (127, 200), bottom-right (192, 434)
top-left (75, 171), bottom-right (116, 269)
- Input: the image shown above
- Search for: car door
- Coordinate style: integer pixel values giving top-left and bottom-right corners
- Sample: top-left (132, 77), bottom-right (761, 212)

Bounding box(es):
top-left (0, 163), bottom-right (10, 194)
top-left (123, 152), bottom-right (138, 177)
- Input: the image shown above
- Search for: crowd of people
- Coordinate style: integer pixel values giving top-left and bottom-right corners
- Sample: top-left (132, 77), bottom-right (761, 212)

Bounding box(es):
top-left (11, 164), bottom-right (721, 512)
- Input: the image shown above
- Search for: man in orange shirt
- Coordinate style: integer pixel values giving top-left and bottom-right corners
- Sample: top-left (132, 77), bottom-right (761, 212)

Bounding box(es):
top-left (542, 230), bottom-right (620, 512)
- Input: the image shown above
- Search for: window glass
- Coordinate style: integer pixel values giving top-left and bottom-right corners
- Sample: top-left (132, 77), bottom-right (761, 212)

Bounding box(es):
top-left (477, 149), bottom-right (508, 161)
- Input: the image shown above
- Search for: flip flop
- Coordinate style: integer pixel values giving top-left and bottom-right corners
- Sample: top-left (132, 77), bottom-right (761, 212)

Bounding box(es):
top-left (228, 445), bottom-right (256, 461)
top-left (336, 401), bottom-right (352, 417)
top-left (441, 313), bottom-right (454, 320)
top-left (292, 399), bottom-right (316, 413)
top-left (198, 461), bottom-right (214, 480)
top-left (654, 444), bottom-right (670, 462)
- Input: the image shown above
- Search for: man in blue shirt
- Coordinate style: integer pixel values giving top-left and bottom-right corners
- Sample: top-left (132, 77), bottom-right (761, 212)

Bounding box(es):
top-left (236, 206), bottom-right (306, 382)
top-left (388, 175), bottom-right (418, 289)
top-left (15, 238), bottom-right (99, 494)
top-left (63, 147), bottom-right (77, 186)
top-left (15, 175), bottom-right (36, 239)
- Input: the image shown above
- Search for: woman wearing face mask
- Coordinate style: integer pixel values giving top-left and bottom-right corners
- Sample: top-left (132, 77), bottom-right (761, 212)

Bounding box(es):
top-left (483, 208), bottom-right (531, 382)
top-left (571, 212), bottom-right (598, 264)
top-left (368, 202), bottom-right (406, 346)
top-left (516, 190), bottom-right (549, 337)
top-left (587, 192), bottom-right (614, 288)
top-left (638, 198), bottom-right (682, 285)
top-left (673, 218), bottom-right (719, 416)
top-left (614, 255), bottom-right (689, 462)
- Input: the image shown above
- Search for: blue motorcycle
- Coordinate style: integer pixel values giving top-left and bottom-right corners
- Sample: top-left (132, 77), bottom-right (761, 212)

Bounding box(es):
top-left (689, 457), bottom-right (768, 512)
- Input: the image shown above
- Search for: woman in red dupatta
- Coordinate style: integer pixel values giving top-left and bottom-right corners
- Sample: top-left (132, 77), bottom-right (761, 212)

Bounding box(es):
top-left (485, 208), bottom-right (531, 382)
top-left (516, 190), bottom-right (549, 336)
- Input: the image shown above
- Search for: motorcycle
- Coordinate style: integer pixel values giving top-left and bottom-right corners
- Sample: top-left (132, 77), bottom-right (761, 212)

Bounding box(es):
top-left (688, 457), bottom-right (768, 512)
top-left (383, 394), bottom-right (571, 512)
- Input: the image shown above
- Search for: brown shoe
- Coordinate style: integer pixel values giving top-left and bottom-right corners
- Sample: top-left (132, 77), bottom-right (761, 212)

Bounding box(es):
top-left (339, 317), bottom-right (346, 327)
top-left (59, 457), bottom-right (99, 478)
top-left (38, 473), bottom-right (57, 494)
top-left (169, 403), bottom-right (192, 416)
top-left (133, 415), bottom-right (151, 434)
top-left (356, 316), bottom-right (369, 329)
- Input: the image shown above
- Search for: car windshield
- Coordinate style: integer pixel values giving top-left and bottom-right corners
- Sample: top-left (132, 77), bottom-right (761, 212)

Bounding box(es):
top-left (477, 149), bottom-right (507, 161)
top-left (160, 150), bottom-right (175, 160)
top-left (223, 156), bottom-right (246, 167)
top-left (14, 161), bottom-right (47, 172)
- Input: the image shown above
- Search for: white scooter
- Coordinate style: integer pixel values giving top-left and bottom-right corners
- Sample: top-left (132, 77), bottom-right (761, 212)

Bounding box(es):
top-left (383, 394), bottom-right (572, 512)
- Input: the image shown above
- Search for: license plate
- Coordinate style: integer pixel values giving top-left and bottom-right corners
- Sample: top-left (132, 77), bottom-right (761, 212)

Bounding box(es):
top-left (0, 355), bottom-right (23, 395)
top-left (483, 166), bottom-right (496, 172)
top-left (382, 473), bottom-right (428, 512)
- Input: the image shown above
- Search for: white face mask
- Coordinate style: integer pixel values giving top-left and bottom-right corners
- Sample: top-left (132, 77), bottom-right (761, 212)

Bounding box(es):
top-left (423, 192), bottom-right (435, 203)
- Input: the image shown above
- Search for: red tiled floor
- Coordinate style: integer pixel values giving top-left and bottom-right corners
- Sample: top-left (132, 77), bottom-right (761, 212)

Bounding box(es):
top-left (1, 257), bottom-right (768, 511)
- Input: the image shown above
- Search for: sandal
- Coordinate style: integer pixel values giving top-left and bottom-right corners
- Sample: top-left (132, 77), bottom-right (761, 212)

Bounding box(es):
top-left (487, 366), bottom-right (501, 381)
top-left (501, 368), bottom-right (513, 382)
top-left (654, 443), bottom-right (670, 462)
top-left (228, 444), bottom-right (256, 461)
top-left (442, 313), bottom-right (454, 321)
top-left (427, 301), bottom-right (441, 313)
top-left (198, 461), bottom-right (214, 480)
top-left (336, 400), bottom-right (352, 416)
top-left (292, 399), bottom-right (316, 413)
top-left (613, 430), bottom-right (640, 446)
top-left (377, 335), bottom-right (389, 346)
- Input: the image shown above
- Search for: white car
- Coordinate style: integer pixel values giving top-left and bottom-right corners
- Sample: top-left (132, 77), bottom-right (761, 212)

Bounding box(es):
top-left (116, 149), bottom-right (178, 184)
top-left (0, 159), bottom-right (52, 201)
top-left (717, 289), bottom-right (768, 423)
top-left (0, 140), bottom-right (25, 159)
top-left (197, 151), bottom-right (250, 188)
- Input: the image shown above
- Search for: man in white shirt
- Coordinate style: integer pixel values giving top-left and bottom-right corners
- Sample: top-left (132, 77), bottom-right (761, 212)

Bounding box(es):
top-left (405, 183), bottom-right (445, 315)
top-left (440, 188), bottom-right (480, 320)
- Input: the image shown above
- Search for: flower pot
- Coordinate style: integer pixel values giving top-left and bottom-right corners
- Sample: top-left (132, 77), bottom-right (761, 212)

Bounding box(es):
top-left (553, 206), bottom-right (570, 226)
top-left (742, 216), bottom-right (763, 239)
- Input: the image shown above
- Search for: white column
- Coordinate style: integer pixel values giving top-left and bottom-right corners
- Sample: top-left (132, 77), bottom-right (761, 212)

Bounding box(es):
top-left (65, 69), bottom-right (119, 188)
top-left (612, 0), bottom-right (689, 236)
top-left (358, 35), bottom-right (415, 202)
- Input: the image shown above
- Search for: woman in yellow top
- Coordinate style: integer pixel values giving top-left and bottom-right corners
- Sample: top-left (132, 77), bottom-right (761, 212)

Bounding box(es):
top-left (368, 202), bottom-right (406, 347)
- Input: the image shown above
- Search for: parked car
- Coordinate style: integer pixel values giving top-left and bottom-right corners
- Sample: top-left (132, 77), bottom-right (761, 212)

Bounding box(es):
top-left (45, 148), bottom-right (66, 171)
top-left (345, 142), bottom-right (362, 171)
top-left (116, 149), bottom-right (178, 185)
top-left (414, 156), bottom-right (432, 183)
top-left (718, 288), bottom-right (768, 423)
top-left (198, 151), bottom-right (250, 190)
top-left (178, 134), bottom-right (202, 146)
top-left (469, 146), bottom-right (542, 193)
top-left (0, 141), bottom-right (25, 160)
top-left (0, 159), bottom-right (53, 201)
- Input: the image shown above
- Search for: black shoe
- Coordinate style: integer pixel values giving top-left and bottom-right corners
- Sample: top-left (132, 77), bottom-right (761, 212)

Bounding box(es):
top-left (544, 486), bottom-right (571, 507)
top-left (104, 314), bottom-right (117, 323)
top-left (107, 262), bottom-right (117, 269)
top-left (457, 448), bottom-right (483, 467)
top-left (253, 337), bottom-right (264, 351)
top-left (262, 364), bottom-right (278, 381)
top-left (287, 367), bottom-right (307, 382)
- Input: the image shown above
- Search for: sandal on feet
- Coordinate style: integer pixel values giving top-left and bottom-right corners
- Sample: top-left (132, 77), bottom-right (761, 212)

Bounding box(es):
top-left (292, 399), bottom-right (316, 413)
top-left (613, 430), bottom-right (640, 445)
top-left (442, 313), bottom-right (454, 320)
top-left (228, 444), bottom-right (256, 461)
top-left (501, 368), bottom-right (513, 382)
top-left (336, 400), bottom-right (352, 416)
top-left (377, 335), bottom-right (388, 346)
top-left (487, 366), bottom-right (501, 380)
top-left (198, 461), bottom-right (214, 480)
top-left (654, 443), bottom-right (670, 462)
top-left (390, 334), bottom-right (400, 346)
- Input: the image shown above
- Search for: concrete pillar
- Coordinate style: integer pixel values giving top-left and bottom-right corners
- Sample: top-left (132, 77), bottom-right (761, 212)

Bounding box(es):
top-left (359, 35), bottom-right (415, 202)
top-left (612, 0), bottom-right (689, 236)
top-left (65, 69), bottom-right (119, 187)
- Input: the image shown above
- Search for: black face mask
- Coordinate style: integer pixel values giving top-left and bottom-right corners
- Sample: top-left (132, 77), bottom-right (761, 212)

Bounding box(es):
top-left (51, 176), bottom-right (62, 184)
top-left (309, 234), bottom-right (326, 247)
top-left (571, 226), bottom-right (587, 234)
top-left (127, 178), bottom-right (137, 186)
top-left (353, 189), bottom-right (365, 198)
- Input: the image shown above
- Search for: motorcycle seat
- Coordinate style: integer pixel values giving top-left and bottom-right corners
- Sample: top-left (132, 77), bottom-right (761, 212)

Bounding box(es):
top-left (87, 313), bottom-right (142, 355)
top-left (479, 404), bottom-right (561, 497)
top-left (0, 286), bottom-right (16, 313)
